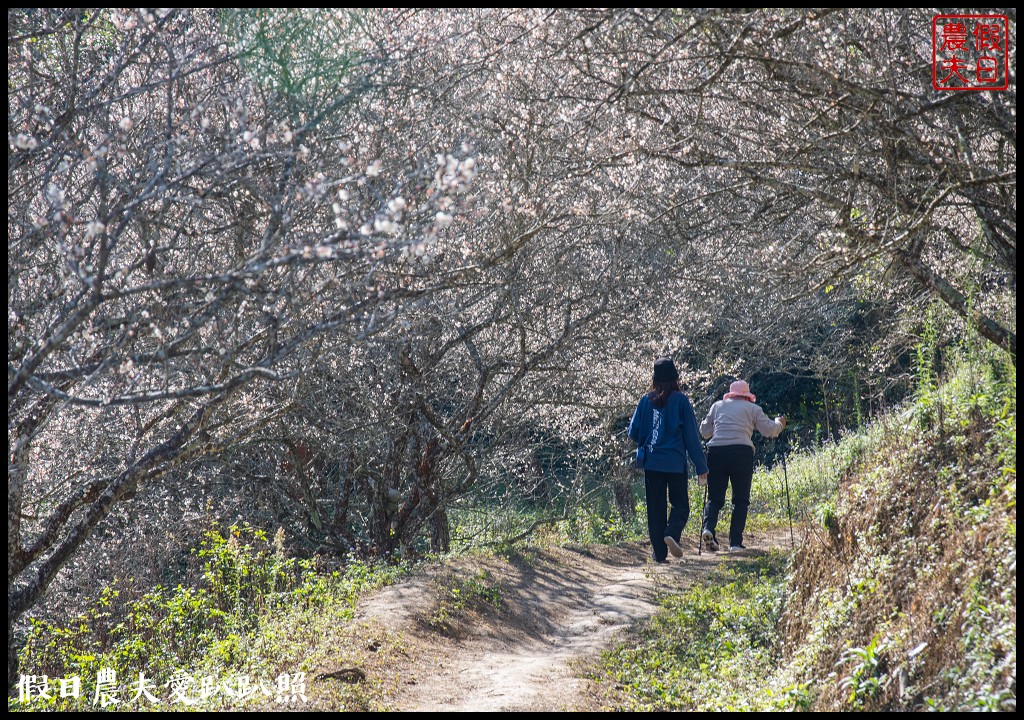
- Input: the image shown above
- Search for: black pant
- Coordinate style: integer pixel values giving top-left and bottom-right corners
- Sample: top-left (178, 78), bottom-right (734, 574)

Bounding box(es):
top-left (702, 445), bottom-right (754, 547)
top-left (644, 470), bottom-right (689, 561)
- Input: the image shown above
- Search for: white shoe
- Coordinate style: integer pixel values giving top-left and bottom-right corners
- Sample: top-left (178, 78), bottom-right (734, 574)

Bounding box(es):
top-left (730, 544), bottom-right (747, 551)
top-left (664, 536), bottom-right (683, 558)
top-left (702, 530), bottom-right (719, 551)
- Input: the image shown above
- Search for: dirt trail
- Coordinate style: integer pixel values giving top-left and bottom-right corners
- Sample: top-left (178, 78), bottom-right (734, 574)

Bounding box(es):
top-left (352, 529), bottom-right (788, 712)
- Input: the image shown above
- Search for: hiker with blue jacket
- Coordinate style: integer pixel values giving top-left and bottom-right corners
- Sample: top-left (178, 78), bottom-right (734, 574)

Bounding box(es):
top-left (699, 380), bottom-right (786, 551)
top-left (628, 357), bottom-right (709, 563)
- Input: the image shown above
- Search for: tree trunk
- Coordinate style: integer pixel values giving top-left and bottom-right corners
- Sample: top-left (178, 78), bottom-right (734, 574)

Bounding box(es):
top-left (896, 249), bottom-right (1016, 361)
top-left (7, 405), bottom-right (206, 687)
top-left (430, 505), bottom-right (451, 554)
top-left (613, 467), bottom-right (636, 522)
top-left (8, 619), bottom-right (16, 691)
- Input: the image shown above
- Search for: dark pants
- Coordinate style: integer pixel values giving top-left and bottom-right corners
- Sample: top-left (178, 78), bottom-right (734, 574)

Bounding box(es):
top-left (644, 470), bottom-right (690, 561)
top-left (702, 445), bottom-right (754, 547)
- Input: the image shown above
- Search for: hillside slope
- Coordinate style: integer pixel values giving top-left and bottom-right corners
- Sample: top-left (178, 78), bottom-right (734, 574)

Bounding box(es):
top-left (781, 361), bottom-right (1016, 711)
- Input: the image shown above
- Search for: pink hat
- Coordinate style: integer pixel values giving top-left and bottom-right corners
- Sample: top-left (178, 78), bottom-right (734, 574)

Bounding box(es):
top-left (724, 380), bottom-right (756, 402)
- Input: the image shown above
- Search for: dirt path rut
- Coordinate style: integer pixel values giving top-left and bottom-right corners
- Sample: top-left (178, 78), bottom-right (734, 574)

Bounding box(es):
top-left (353, 532), bottom-right (785, 711)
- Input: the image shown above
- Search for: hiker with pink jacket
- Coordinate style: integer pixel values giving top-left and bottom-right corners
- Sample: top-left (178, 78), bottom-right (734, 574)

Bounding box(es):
top-left (699, 380), bottom-right (786, 551)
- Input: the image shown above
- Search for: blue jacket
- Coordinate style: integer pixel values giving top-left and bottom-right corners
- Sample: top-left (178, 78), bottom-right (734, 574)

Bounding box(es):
top-left (628, 391), bottom-right (709, 476)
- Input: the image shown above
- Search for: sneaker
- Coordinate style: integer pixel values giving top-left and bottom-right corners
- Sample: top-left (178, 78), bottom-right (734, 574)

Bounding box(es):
top-left (702, 530), bottom-right (719, 552)
top-left (729, 544), bottom-right (747, 551)
top-left (664, 536), bottom-right (683, 558)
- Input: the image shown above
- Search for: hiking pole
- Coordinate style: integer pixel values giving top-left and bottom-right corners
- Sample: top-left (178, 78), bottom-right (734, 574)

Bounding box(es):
top-left (697, 480), bottom-right (708, 555)
top-left (697, 437), bottom-right (708, 556)
top-left (780, 431), bottom-right (794, 549)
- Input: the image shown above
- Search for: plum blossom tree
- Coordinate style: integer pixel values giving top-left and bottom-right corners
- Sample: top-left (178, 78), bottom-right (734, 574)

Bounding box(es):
top-left (8, 7), bottom-right (1014, 687)
top-left (7, 7), bottom-right (484, 683)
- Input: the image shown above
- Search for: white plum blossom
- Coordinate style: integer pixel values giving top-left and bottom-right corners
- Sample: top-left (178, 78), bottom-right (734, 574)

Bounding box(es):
top-left (45, 184), bottom-right (66, 207)
top-left (14, 133), bottom-right (38, 150)
top-left (434, 211), bottom-right (453, 229)
top-left (85, 221), bottom-right (106, 240)
top-left (113, 12), bottom-right (138, 30)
